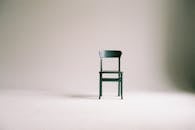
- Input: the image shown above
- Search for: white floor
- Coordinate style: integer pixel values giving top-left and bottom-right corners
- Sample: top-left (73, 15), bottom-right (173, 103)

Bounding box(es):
top-left (0, 89), bottom-right (195, 130)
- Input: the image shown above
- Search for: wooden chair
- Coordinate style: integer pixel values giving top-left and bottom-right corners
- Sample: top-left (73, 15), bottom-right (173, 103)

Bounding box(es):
top-left (99, 50), bottom-right (123, 99)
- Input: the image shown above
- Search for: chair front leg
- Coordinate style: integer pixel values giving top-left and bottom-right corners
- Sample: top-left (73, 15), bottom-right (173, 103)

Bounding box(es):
top-left (99, 73), bottom-right (102, 99)
top-left (121, 73), bottom-right (123, 99)
top-left (118, 73), bottom-right (120, 96)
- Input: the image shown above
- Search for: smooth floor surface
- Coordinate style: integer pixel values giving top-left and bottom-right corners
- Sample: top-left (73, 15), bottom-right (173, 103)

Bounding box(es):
top-left (0, 89), bottom-right (195, 130)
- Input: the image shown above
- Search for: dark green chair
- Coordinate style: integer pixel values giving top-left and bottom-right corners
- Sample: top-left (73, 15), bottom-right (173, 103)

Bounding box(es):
top-left (99, 50), bottom-right (123, 99)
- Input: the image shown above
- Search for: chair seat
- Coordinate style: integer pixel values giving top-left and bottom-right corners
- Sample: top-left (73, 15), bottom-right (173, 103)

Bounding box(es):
top-left (99, 71), bottom-right (123, 74)
top-left (102, 78), bottom-right (121, 81)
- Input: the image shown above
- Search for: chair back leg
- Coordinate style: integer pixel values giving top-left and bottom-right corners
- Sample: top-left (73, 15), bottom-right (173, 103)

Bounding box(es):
top-left (118, 73), bottom-right (121, 96)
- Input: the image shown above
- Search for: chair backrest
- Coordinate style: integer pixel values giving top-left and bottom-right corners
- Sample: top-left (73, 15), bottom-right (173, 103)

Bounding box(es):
top-left (99, 50), bottom-right (122, 71)
top-left (99, 50), bottom-right (122, 58)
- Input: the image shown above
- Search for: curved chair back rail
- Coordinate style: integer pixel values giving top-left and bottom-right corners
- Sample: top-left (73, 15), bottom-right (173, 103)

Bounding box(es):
top-left (99, 50), bottom-right (122, 58)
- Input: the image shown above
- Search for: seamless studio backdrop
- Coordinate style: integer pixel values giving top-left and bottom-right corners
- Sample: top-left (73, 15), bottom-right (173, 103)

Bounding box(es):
top-left (0, 0), bottom-right (195, 130)
top-left (0, 0), bottom-right (195, 94)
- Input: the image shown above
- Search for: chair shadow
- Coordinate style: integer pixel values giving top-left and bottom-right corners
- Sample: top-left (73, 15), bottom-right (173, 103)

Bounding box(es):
top-left (64, 94), bottom-right (98, 100)
top-left (63, 94), bottom-right (124, 100)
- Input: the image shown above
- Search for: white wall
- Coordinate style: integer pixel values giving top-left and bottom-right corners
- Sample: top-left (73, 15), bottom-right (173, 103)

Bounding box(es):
top-left (0, 0), bottom-right (194, 93)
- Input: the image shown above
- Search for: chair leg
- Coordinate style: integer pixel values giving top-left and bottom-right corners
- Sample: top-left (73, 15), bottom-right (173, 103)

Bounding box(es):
top-left (100, 80), bottom-right (102, 97)
top-left (99, 73), bottom-right (102, 99)
top-left (99, 87), bottom-right (101, 99)
top-left (118, 81), bottom-right (120, 96)
top-left (100, 83), bottom-right (102, 96)
top-left (121, 73), bottom-right (123, 100)
top-left (99, 83), bottom-right (102, 99)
